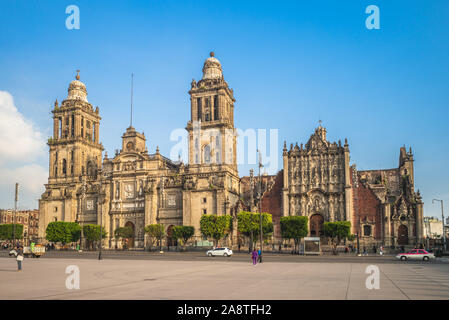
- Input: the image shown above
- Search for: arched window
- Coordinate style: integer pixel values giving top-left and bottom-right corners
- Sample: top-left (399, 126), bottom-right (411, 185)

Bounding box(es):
top-left (58, 118), bottom-right (62, 138)
top-left (71, 114), bottom-right (75, 137)
top-left (197, 98), bottom-right (202, 120)
top-left (213, 95), bottom-right (219, 120)
top-left (62, 159), bottom-right (67, 175)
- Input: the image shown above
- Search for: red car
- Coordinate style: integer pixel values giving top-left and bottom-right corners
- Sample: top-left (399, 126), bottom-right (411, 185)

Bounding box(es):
top-left (396, 249), bottom-right (435, 261)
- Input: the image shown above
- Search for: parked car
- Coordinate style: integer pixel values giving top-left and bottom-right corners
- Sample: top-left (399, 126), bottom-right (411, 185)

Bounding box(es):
top-left (206, 247), bottom-right (233, 257)
top-left (396, 249), bottom-right (435, 261)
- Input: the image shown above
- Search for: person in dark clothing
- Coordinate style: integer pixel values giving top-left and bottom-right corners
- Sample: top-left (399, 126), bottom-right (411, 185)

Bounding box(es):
top-left (16, 247), bottom-right (24, 271)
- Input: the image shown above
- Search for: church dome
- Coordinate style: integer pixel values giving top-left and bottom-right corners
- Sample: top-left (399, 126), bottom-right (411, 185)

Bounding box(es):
top-left (67, 70), bottom-right (88, 102)
top-left (202, 52), bottom-right (223, 80)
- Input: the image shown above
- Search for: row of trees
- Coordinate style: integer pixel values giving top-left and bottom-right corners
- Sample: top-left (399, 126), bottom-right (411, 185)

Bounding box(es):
top-left (143, 224), bottom-right (195, 251)
top-left (43, 215), bottom-right (353, 251)
top-left (199, 212), bottom-right (273, 249)
top-left (45, 222), bottom-right (106, 249)
top-left (45, 222), bottom-right (196, 251)
top-left (0, 224), bottom-right (23, 240)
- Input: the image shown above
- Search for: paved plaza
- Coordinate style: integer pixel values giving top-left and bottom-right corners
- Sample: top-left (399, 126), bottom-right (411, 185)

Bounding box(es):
top-left (1, 255), bottom-right (449, 300)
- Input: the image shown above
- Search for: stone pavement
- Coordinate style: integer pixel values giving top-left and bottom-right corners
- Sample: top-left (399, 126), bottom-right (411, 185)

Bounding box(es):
top-left (1, 257), bottom-right (449, 300)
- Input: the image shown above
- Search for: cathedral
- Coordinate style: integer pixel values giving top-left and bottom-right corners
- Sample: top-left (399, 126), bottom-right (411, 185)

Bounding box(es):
top-left (38, 53), bottom-right (240, 249)
top-left (38, 52), bottom-right (424, 249)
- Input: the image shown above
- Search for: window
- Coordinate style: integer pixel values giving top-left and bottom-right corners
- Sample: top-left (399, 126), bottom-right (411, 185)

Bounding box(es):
top-left (71, 115), bottom-right (75, 137)
top-left (54, 217), bottom-right (58, 222)
top-left (202, 198), bottom-right (207, 203)
top-left (54, 207), bottom-right (58, 212)
top-left (205, 98), bottom-right (211, 121)
top-left (363, 225), bottom-right (372, 237)
top-left (62, 159), bottom-right (67, 175)
top-left (197, 98), bottom-right (202, 120)
top-left (213, 95), bottom-right (219, 120)
top-left (203, 209), bottom-right (207, 215)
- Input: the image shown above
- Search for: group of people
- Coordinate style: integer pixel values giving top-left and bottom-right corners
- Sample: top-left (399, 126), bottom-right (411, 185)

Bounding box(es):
top-left (251, 248), bottom-right (262, 265)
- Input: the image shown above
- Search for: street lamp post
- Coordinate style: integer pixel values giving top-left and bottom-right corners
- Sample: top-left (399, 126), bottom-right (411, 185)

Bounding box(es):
top-left (433, 199), bottom-right (446, 252)
top-left (13, 183), bottom-right (18, 248)
top-left (257, 149), bottom-right (263, 263)
top-left (98, 177), bottom-right (103, 260)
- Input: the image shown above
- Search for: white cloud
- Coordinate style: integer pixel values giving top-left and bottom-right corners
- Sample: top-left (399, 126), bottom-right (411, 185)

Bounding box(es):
top-left (0, 91), bottom-right (46, 164)
top-left (0, 164), bottom-right (47, 194)
top-left (0, 91), bottom-right (48, 209)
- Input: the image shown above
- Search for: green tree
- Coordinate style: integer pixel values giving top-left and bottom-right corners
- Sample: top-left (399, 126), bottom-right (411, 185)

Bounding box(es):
top-left (0, 224), bottom-right (23, 240)
top-left (171, 226), bottom-right (195, 251)
top-left (114, 226), bottom-right (134, 249)
top-left (145, 224), bottom-right (165, 251)
top-left (45, 222), bottom-right (80, 245)
top-left (280, 216), bottom-right (308, 253)
top-left (82, 224), bottom-right (107, 250)
top-left (200, 215), bottom-right (232, 247)
top-left (323, 221), bottom-right (351, 254)
top-left (237, 211), bottom-right (273, 250)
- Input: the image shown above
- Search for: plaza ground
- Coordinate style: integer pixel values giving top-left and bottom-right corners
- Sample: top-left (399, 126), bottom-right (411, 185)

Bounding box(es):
top-left (1, 253), bottom-right (449, 300)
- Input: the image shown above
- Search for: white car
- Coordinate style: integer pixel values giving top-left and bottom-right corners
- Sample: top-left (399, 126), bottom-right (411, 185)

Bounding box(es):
top-left (396, 249), bottom-right (435, 261)
top-left (206, 247), bottom-right (233, 257)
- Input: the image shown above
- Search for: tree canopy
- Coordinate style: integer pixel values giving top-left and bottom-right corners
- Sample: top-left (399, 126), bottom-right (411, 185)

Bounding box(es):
top-left (237, 211), bottom-right (273, 248)
top-left (114, 226), bottom-right (134, 239)
top-left (280, 216), bottom-right (308, 253)
top-left (172, 226), bottom-right (195, 245)
top-left (200, 215), bottom-right (232, 246)
top-left (45, 221), bottom-right (80, 244)
top-left (145, 224), bottom-right (165, 251)
top-left (323, 221), bottom-right (351, 243)
top-left (0, 224), bottom-right (23, 240)
top-left (280, 216), bottom-right (308, 240)
top-left (82, 224), bottom-right (107, 243)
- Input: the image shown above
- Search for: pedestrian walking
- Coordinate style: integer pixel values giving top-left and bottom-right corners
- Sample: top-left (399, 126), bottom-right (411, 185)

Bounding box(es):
top-left (16, 247), bottom-right (24, 272)
top-left (379, 246), bottom-right (383, 256)
top-left (251, 249), bottom-right (258, 266)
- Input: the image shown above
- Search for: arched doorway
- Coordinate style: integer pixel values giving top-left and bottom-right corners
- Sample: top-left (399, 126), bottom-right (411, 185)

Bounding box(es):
top-left (124, 221), bottom-right (135, 249)
top-left (310, 214), bottom-right (324, 237)
top-left (398, 225), bottom-right (409, 245)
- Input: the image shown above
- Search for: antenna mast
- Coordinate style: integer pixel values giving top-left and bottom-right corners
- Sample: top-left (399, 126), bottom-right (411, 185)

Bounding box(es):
top-left (130, 73), bottom-right (134, 127)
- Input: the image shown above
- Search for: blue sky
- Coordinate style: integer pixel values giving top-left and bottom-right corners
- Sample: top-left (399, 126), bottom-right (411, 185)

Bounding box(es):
top-left (0, 0), bottom-right (448, 218)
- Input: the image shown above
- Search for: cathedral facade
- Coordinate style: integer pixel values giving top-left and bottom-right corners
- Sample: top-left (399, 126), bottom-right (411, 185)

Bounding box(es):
top-left (38, 52), bottom-right (424, 249)
top-left (38, 53), bottom-right (240, 249)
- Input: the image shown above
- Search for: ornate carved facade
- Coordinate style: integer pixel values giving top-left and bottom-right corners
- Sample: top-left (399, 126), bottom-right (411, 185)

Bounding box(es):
top-left (277, 125), bottom-right (424, 246)
top-left (282, 125), bottom-right (352, 237)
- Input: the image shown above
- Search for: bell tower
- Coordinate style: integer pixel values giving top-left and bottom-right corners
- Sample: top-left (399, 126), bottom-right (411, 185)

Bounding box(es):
top-left (39, 71), bottom-right (104, 239)
top-left (186, 52), bottom-right (237, 173)
top-left (48, 71), bottom-right (103, 183)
